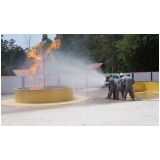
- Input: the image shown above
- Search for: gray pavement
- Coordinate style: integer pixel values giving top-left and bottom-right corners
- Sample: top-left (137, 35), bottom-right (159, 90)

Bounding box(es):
top-left (1, 88), bottom-right (159, 126)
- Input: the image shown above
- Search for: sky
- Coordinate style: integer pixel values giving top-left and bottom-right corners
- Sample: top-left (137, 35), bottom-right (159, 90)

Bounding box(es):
top-left (2, 34), bottom-right (56, 48)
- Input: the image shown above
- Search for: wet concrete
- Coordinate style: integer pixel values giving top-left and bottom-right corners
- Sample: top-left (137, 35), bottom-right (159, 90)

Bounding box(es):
top-left (1, 87), bottom-right (159, 126)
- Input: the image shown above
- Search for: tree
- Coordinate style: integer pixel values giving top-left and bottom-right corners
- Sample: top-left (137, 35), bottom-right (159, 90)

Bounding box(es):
top-left (58, 34), bottom-right (90, 60)
top-left (23, 34), bottom-right (33, 51)
top-left (117, 34), bottom-right (159, 72)
top-left (1, 35), bottom-right (27, 76)
top-left (59, 34), bottom-right (125, 73)
top-left (26, 34), bottom-right (61, 88)
top-left (86, 34), bottom-right (124, 72)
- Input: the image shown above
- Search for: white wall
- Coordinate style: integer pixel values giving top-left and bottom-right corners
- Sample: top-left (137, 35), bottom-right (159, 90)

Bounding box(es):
top-left (123, 72), bottom-right (159, 81)
top-left (1, 72), bottom-right (159, 94)
top-left (133, 72), bottom-right (151, 81)
top-left (152, 72), bottom-right (159, 81)
top-left (1, 76), bottom-right (22, 94)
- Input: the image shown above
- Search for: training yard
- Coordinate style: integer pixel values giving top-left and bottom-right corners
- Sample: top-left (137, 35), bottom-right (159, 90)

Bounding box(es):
top-left (1, 87), bottom-right (159, 126)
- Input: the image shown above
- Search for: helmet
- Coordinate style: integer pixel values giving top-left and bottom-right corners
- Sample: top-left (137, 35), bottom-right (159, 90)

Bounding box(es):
top-left (120, 73), bottom-right (123, 76)
top-left (108, 73), bottom-right (112, 77)
top-left (112, 74), bottom-right (116, 78)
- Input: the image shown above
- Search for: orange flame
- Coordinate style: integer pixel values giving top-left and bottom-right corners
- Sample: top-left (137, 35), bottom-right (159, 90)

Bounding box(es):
top-left (30, 85), bottom-right (43, 90)
top-left (27, 63), bottom-right (39, 76)
top-left (35, 42), bottom-right (43, 49)
top-left (27, 35), bottom-right (62, 78)
top-left (27, 49), bottom-right (38, 58)
top-left (47, 36), bottom-right (62, 53)
top-left (27, 48), bottom-right (42, 77)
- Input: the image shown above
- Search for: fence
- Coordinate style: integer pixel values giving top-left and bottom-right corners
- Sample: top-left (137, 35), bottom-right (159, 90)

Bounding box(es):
top-left (1, 76), bottom-right (22, 94)
top-left (1, 72), bottom-right (159, 94)
top-left (123, 72), bottom-right (159, 81)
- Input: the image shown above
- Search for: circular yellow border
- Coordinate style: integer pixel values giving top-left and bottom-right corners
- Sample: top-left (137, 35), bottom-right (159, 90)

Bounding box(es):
top-left (1, 96), bottom-right (87, 107)
top-left (15, 87), bottom-right (73, 103)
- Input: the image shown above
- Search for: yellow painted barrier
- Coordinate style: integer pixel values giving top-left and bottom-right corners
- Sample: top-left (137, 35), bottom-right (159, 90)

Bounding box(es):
top-left (144, 82), bottom-right (159, 93)
top-left (133, 82), bottom-right (159, 93)
top-left (15, 87), bottom-right (73, 103)
top-left (133, 82), bottom-right (145, 92)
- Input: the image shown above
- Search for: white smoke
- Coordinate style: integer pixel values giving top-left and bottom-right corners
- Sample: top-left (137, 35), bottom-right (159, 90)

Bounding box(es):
top-left (25, 51), bottom-right (106, 89)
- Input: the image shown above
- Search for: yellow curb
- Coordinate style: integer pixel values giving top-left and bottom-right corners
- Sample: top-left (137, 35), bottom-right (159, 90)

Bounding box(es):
top-left (1, 96), bottom-right (87, 107)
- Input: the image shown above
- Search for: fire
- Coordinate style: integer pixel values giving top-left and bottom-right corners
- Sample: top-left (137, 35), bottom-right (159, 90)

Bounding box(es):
top-left (28, 63), bottom-right (39, 76)
top-left (35, 42), bottom-right (43, 49)
top-left (47, 36), bottom-right (62, 53)
top-left (27, 49), bottom-right (42, 76)
top-left (27, 49), bottom-right (38, 58)
top-left (27, 35), bottom-right (62, 88)
top-left (27, 49), bottom-right (42, 62)
top-left (30, 85), bottom-right (43, 90)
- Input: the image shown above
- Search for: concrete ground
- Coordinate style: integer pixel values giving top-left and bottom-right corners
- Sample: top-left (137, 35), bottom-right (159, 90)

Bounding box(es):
top-left (1, 88), bottom-right (159, 126)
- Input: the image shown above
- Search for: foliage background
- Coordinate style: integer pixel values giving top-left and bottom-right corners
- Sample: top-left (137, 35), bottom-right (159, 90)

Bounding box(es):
top-left (1, 34), bottom-right (159, 76)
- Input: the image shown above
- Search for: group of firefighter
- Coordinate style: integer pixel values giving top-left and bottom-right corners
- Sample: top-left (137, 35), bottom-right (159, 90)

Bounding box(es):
top-left (105, 70), bottom-right (135, 100)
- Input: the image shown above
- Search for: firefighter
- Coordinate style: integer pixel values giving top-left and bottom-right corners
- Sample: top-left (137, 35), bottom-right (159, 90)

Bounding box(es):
top-left (122, 74), bottom-right (135, 100)
top-left (117, 70), bottom-right (121, 78)
top-left (108, 74), bottom-right (116, 99)
top-left (105, 74), bottom-right (112, 99)
top-left (114, 74), bottom-right (124, 100)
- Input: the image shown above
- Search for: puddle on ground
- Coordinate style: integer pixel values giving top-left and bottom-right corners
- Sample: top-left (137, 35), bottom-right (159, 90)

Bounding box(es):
top-left (134, 92), bottom-right (159, 100)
